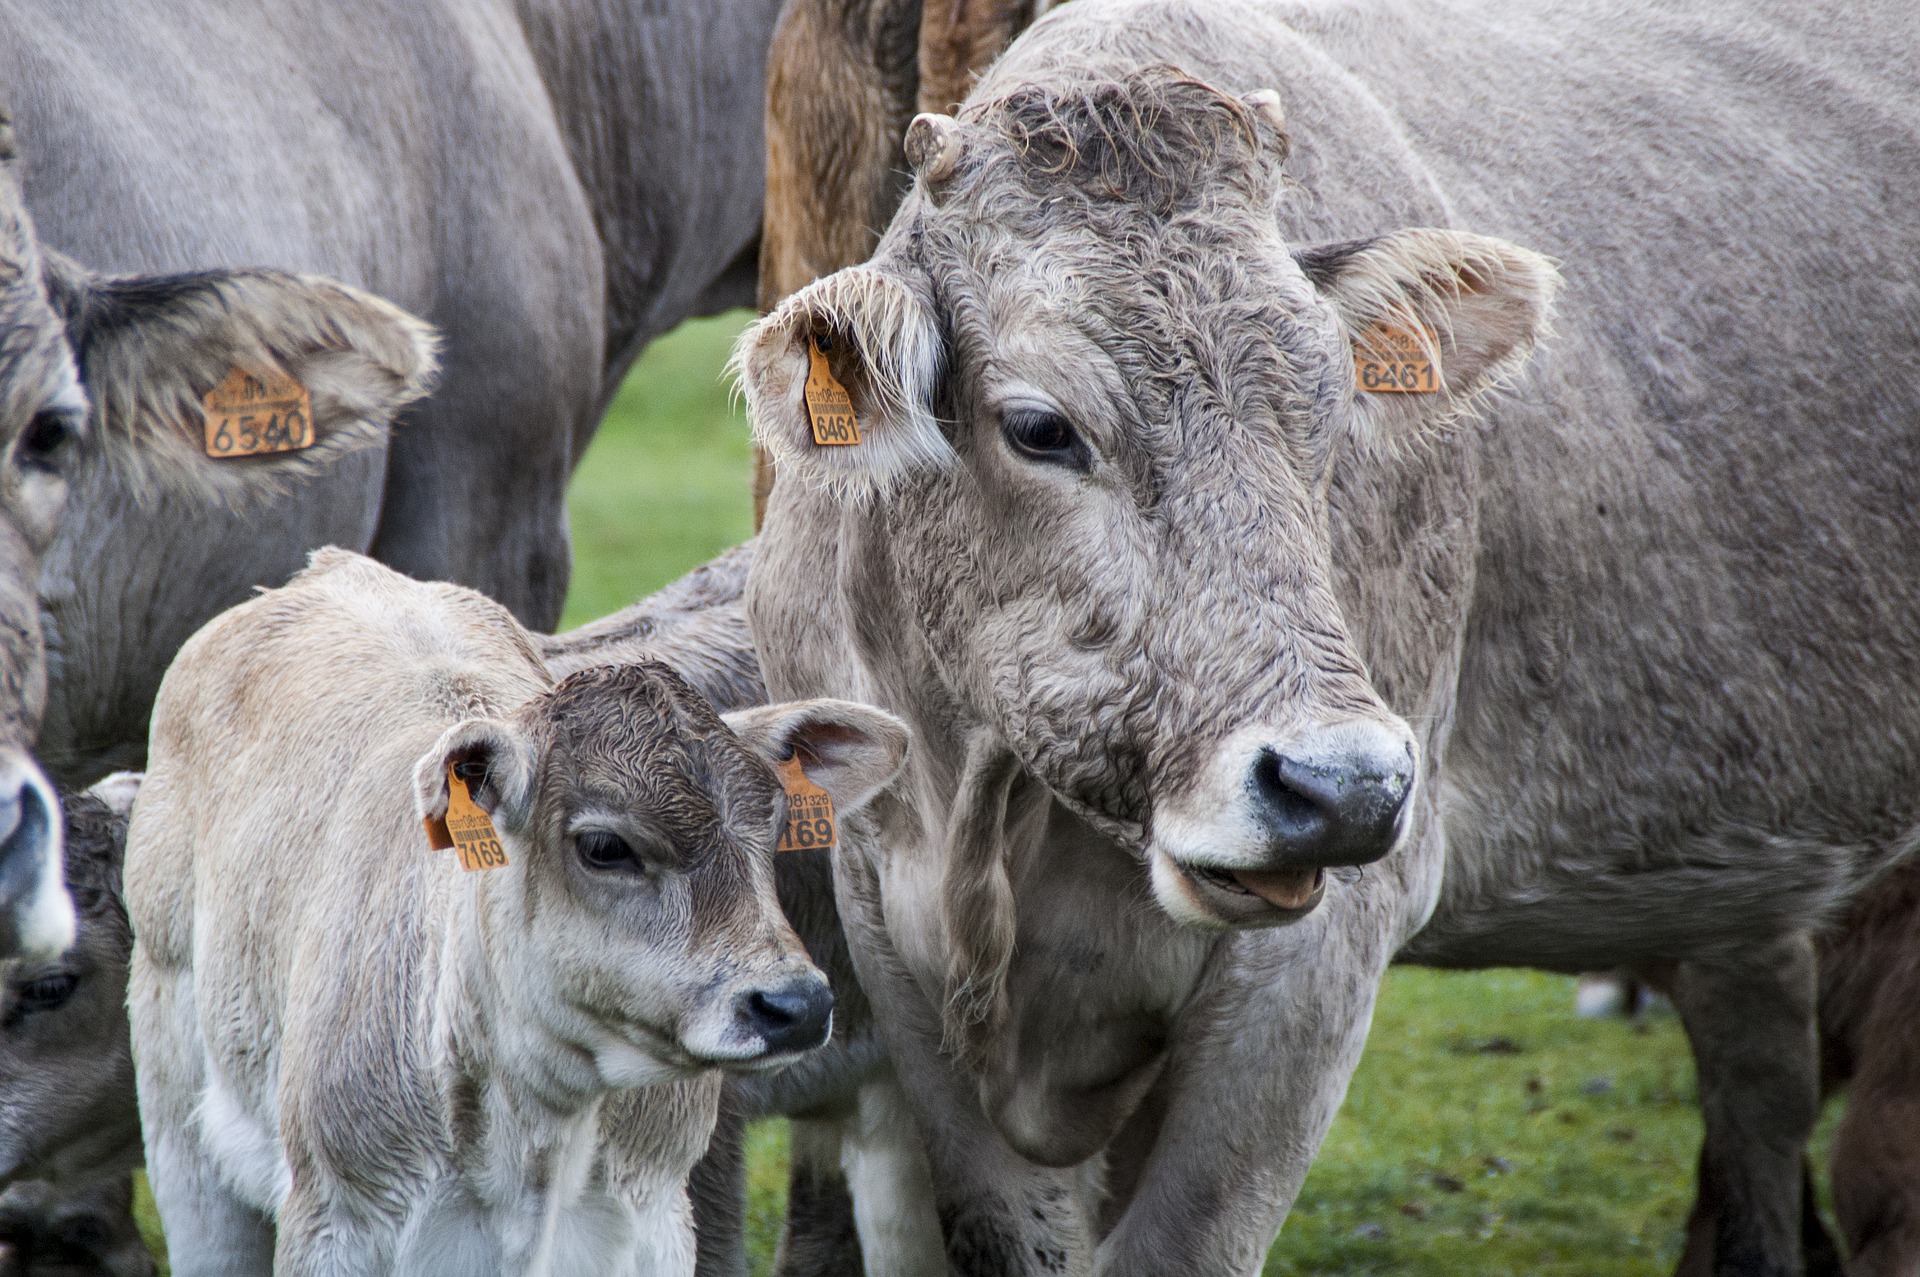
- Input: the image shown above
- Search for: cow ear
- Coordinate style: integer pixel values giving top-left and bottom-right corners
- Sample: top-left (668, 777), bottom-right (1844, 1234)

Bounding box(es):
top-left (44, 257), bottom-right (437, 503)
top-left (734, 261), bottom-right (951, 496)
top-left (413, 718), bottom-right (538, 837)
top-left (723, 698), bottom-right (910, 817)
top-left (1298, 229), bottom-right (1557, 450)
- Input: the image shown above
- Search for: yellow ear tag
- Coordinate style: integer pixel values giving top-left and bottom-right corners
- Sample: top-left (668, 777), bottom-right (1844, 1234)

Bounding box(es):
top-left (775, 755), bottom-right (837, 852)
top-left (1354, 323), bottom-right (1441, 394)
top-left (804, 336), bottom-right (861, 446)
top-left (426, 765), bottom-right (509, 871)
top-left (201, 366), bottom-right (315, 457)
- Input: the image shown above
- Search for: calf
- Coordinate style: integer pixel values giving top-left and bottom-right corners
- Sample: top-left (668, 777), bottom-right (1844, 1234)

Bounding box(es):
top-left (125, 550), bottom-right (908, 1276)
top-left (0, 773), bottom-right (148, 1277)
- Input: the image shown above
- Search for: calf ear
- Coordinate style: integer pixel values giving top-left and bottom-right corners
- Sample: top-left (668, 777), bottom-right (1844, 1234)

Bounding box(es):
top-left (413, 719), bottom-right (538, 837)
top-left (734, 261), bottom-right (951, 496)
top-left (723, 699), bottom-right (910, 816)
top-left (44, 257), bottom-right (437, 502)
top-left (84, 771), bottom-right (142, 820)
top-left (1298, 229), bottom-right (1558, 450)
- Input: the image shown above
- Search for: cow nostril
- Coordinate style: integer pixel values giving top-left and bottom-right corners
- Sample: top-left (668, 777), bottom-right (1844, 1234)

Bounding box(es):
top-left (1252, 748), bottom-right (1329, 837)
top-left (739, 979), bottom-right (834, 1054)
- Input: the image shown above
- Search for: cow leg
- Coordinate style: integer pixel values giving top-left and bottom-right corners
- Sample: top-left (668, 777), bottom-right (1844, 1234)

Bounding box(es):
top-left (1669, 936), bottom-right (1823, 1277)
top-left (775, 1118), bottom-right (863, 1277)
top-left (1092, 891), bottom-right (1393, 1277)
top-left (691, 1088), bottom-right (749, 1277)
top-left (840, 1079), bottom-right (943, 1277)
top-left (142, 1127), bottom-right (272, 1277)
top-left (1830, 1072), bottom-right (1920, 1277)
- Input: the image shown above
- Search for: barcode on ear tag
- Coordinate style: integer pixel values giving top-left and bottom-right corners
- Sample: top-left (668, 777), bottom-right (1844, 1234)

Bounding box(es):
top-left (1354, 323), bottom-right (1440, 394)
top-left (442, 765), bottom-right (508, 871)
top-left (775, 756), bottom-right (837, 852)
top-left (201, 366), bottom-right (316, 457)
top-left (804, 336), bottom-right (860, 446)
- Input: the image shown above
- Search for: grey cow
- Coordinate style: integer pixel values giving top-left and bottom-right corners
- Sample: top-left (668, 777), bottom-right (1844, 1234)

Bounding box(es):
top-left (737, 1), bottom-right (1920, 1273)
top-left (0, 116), bottom-right (434, 962)
top-left (0, 0), bottom-right (784, 783)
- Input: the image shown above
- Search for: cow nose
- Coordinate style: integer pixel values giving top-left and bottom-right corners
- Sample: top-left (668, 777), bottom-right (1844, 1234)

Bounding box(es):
top-left (738, 976), bottom-right (834, 1054)
top-left (0, 755), bottom-right (70, 960)
top-left (1249, 722), bottom-right (1413, 868)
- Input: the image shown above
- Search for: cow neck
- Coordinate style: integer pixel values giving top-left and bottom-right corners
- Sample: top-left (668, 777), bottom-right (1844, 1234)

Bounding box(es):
top-left (512, 0), bottom-right (783, 371)
top-left (436, 873), bottom-right (607, 1134)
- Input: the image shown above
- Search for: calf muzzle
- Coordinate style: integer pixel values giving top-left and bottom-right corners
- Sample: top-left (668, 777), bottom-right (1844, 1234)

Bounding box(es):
top-left (0, 754), bottom-right (67, 960)
top-left (1249, 723), bottom-right (1413, 869)
top-left (737, 975), bottom-right (834, 1055)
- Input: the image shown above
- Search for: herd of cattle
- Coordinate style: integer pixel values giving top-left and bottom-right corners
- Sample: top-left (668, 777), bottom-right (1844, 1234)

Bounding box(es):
top-left (0, 0), bottom-right (1916, 1274)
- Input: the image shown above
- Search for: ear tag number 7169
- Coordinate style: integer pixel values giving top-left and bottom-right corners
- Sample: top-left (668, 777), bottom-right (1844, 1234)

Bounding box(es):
top-left (422, 765), bottom-right (509, 871)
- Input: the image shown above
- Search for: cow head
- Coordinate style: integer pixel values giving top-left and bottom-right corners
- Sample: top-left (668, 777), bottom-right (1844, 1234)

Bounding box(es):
top-left (412, 663), bottom-right (909, 1083)
top-left (0, 113), bottom-right (435, 957)
top-left (740, 70), bottom-right (1554, 1034)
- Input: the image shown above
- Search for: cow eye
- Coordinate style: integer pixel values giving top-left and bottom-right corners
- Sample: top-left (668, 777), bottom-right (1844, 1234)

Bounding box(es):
top-left (1001, 408), bottom-right (1087, 470)
top-left (575, 829), bottom-right (639, 873)
top-left (14, 971), bottom-right (77, 1014)
top-left (18, 410), bottom-right (77, 473)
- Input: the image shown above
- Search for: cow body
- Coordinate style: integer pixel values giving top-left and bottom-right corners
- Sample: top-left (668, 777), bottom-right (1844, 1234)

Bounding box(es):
top-left (740, 1), bottom-right (1920, 1272)
top-left (0, 0), bottom-right (783, 781)
top-left (124, 550), bottom-right (907, 1276)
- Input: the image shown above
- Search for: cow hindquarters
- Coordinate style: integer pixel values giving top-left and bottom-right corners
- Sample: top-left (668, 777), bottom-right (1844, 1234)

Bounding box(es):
top-left (1093, 886), bottom-right (1394, 1277)
top-left (1669, 937), bottom-right (1824, 1277)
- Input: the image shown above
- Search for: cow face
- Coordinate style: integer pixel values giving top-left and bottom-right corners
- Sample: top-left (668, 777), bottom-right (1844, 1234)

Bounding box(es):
top-left (0, 114), bottom-right (435, 957)
top-left (741, 72), bottom-right (1555, 933)
top-left (412, 663), bottom-right (909, 1085)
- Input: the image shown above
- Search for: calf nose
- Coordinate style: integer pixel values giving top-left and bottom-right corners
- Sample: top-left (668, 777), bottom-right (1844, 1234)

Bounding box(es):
top-left (739, 976), bottom-right (834, 1054)
top-left (0, 756), bottom-right (69, 960)
top-left (1250, 721), bottom-right (1413, 868)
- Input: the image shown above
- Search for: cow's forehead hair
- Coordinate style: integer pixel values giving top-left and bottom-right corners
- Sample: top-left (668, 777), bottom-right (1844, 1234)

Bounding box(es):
top-left (0, 175), bottom-right (81, 437)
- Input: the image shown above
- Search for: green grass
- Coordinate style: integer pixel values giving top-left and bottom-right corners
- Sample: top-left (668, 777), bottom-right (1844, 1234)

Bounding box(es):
top-left (132, 311), bottom-right (1847, 1273)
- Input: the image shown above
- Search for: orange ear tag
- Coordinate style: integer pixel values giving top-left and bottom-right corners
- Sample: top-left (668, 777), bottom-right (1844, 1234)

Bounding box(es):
top-left (201, 366), bottom-right (315, 457)
top-left (1353, 323), bottom-right (1441, 394)
top-left (423, 765), bottom-right (509, 871)
top-left (775, 756), bottom-right (837, 852)
top-left (804, 336), bottom-right (861, 446)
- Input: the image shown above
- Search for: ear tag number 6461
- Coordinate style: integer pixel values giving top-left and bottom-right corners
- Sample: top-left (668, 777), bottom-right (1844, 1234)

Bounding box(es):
top-left (805, 334), bottom-right (861, 446)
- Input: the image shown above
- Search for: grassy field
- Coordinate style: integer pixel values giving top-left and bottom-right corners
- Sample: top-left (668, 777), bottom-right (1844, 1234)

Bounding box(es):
top-left (134, 312), bottom-right (1846, 1273)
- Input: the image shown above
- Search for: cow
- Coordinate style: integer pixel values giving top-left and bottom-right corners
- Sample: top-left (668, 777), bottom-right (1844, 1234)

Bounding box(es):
top-left (124, 550), bottom-right (908, 1275)
top-left (0, 0), bottom-right (786, 785)
top-left (0, 114), bottom-right (436, 960)
top-left (0, 773), bottom-right (149, 1277)
top-left (734, 0), bottom-right (1920, 1272)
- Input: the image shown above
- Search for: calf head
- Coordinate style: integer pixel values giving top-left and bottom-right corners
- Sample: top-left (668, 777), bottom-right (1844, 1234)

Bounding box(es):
top-left (0, 110), bottom-right (434, 953)
top-left (414, 662), bottom-right (908, 1087)
top-left (740, 70), bottom-right (1554, 1050)
top-left (0, 774), bottom-right (141, 1192)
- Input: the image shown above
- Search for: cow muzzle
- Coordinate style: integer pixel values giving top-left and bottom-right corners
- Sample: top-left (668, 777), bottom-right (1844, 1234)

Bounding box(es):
top-left (0, 750), bottom-right (69, 960)
top-left (1147, 718), bottom-right (1414, 929)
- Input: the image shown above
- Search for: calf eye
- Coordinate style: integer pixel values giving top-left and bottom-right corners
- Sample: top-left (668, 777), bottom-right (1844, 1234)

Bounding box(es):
top-left (575, 830), bottom-right (639, 872)
top-left (1001, 408), bottom-right (1088, 470)
top-left (14, 971), bottom-right (77, 1013)
top-left (18, 410), bottom-right (76, 472)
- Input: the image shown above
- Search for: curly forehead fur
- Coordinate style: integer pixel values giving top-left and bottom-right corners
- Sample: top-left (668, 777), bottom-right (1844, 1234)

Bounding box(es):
top-left (965, 67), bottom-right (1278, 216)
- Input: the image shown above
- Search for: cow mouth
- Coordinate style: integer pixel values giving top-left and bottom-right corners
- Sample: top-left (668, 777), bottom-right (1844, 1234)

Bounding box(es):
top-left (1192, 865), bottom-right (1325, 910)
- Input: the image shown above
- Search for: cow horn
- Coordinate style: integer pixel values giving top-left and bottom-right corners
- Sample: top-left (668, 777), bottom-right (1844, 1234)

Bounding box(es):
top-left (905, 113), bottom-right (964, 184)
top-left (1241, 89), bottom-right (1289, 162)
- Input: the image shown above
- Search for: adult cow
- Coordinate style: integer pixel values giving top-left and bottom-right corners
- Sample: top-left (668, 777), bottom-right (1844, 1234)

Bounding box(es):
top-left (737, 1), bottom-right (1920, 1273)
top-left (0, 114), bottom-right (434, 961)
top-left (0, 0), bottom-right (783, 782)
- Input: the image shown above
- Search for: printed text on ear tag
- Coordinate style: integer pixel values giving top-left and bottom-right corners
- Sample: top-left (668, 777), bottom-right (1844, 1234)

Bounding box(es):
top-left (201, 366), bottom-right (315, 457)
top-left (1354, 323), bottom-right (1440, 394)
top-left (804, 335), bottom-right (860, 446)
top-left (434, 764), bottom-right (509, 871)
top-left (775, 755), bottom-right (837, 852)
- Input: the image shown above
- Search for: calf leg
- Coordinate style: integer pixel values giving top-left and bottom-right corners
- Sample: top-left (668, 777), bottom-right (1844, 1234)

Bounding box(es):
top-left (775, 1119), bottom-right (863, 1277)
top-left (840, 1081), bottom-right (942, 1277)
top-left (1669, 936), bottom-right (1823, 1277)
top-left (691, 1091), bottom-right (748, 1277)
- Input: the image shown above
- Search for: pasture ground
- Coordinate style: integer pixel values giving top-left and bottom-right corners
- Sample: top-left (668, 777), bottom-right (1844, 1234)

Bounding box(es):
top-left (132, 312), bottom-right (1844, 1274)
